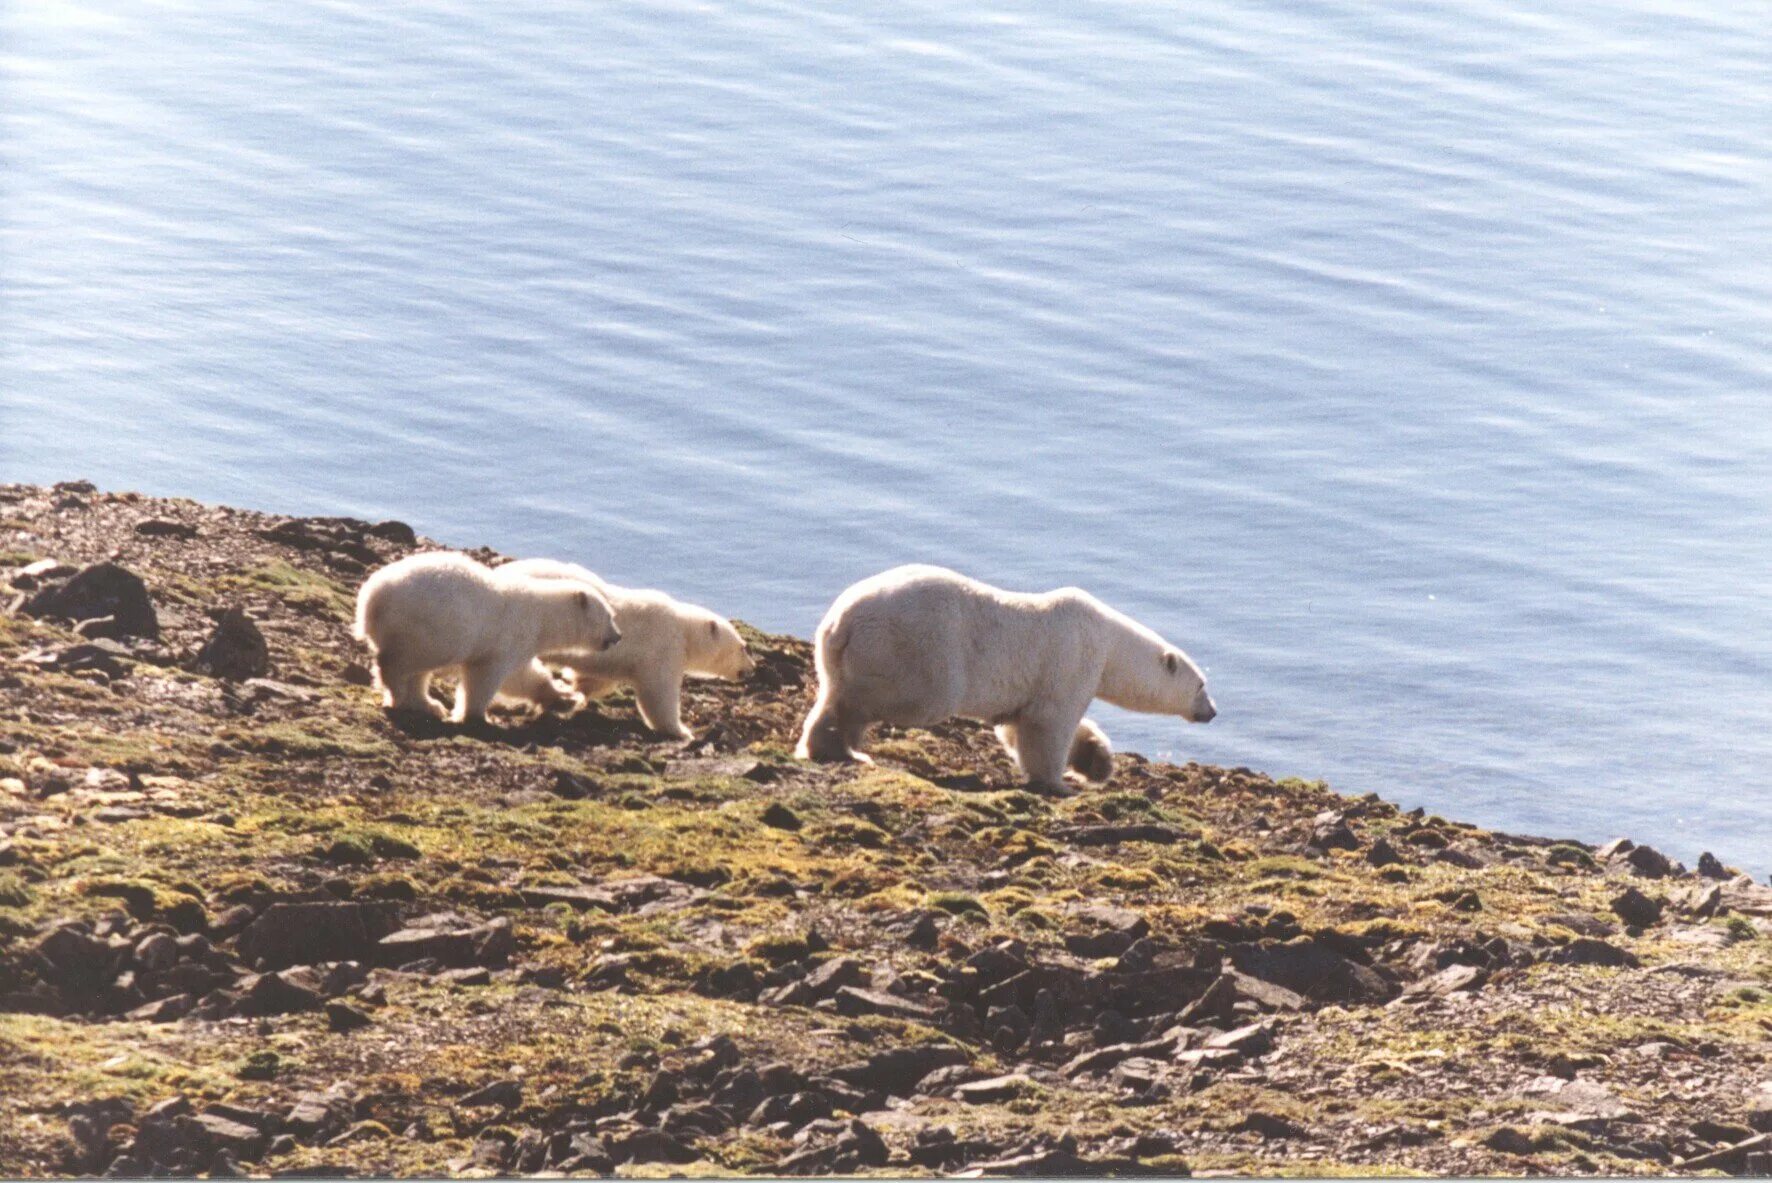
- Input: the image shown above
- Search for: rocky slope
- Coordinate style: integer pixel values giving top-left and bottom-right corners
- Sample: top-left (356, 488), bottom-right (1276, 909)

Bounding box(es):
top-left (2, 480), bottom-right (1770, 1177)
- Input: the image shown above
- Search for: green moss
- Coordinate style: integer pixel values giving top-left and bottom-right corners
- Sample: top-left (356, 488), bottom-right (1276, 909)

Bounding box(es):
top-left (928, 890), bottom-right (988, 918)
top-left (0, 873), bottom-right (32, 909)
top-left (222, 559), bottom-right (354, 619)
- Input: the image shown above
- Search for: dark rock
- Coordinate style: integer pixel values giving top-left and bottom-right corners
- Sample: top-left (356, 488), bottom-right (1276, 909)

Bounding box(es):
top-left (367, 520), bottom-right (417, 546)
top-left (133, 932), bottom-right (179, 972)
top-left (1062, 1038), bottom-right (1179, 1079)
top-left (778, 1118), bottom-right (889, 1174)
top-left (1546, 911), bottom-right (1616, 938)
top-left (832, 985), bottom-right (938, 1021)
top-left (756, 1062), bottom-right (806, 1098)
top-left (1310, 811), bottom-right (1361, 851)
top-left (662, 1101), bottom-right (730, 1139)
top-left (284, 1093), bottom-right (348, 1140)
top-left (376, 917), bottom-right (513, 968)
top-left (134, 518), bottom-right (197, 539)
top-left (194, 609), bottom-right (269, 681)
top-left (1229, 937), bottom-right (1396, 1004)
top-left (1365, 837), bottom-right (1404, 867)
top-left (1396, 963), bottom-right (1488, 1002)
top-left (832, 1043), bottom-right (967, 1096)
top-left (35, 925), bottom-right (124, 991)
top-left (459, 1079), bottom-right (522, 1109)
top-left (1611, 886), bottom-right (1664, 928)
top-left (236, 902), bottom-right (400, 970)
top-left (187, 1113), bottom-right (266, 1159)
top-left (954, 1073), bottom-right (1033, 1104)
top-left (1677, 1132), bottom-right (1772, 1172)
top-left (1485, 1126), bottom-right (1536, 1154)
top-left (905, 911), bottom-right (942, 949)
top-left (642, 1069), bottom-right (681, 1110)
top-left (237, 970), bottom-right (322, 1016)
top-left (1622, 844), bottom-right (1678, 879)
top-left (761, 802), bottom-right (802, 831)
top-left (711, 1070), bottom-right (765, 1115)
top-left (916, 1063), bottom-right (987, 1094)
top-left (1434, 848), bottom-right (1486, 870)
top-left (1064, 905), bottom-right (1150, 958)
top-left (802, 956), bottom-right (866, 998)
top-left (126, 993), bottom-right (196, 1023)
top-left (1056, 823), bottom-right (1189, 846)
top-left (1236, 1111), bottom-right (1309, 1139)
top-left (1553, 938), bottom-right (1641, 968)
top-left (1203, 1020), bottom-right (1275, 1057)
top-left (1697, 852), bottom-right (1731, 880)
top-left (22, 563), bottom-right (158, 638)
top-left (324, 1001), bottom-right (373, 1032)
top-left (747, 1091), bottom-right (832, 1131)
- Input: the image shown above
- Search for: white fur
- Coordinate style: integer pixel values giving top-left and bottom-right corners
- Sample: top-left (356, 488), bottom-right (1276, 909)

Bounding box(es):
top-left (493, 558), bottom-right (755, 740)
top-left (352, 552), bottom-right (619, 724)
top-left (796, 564), bottom-right (1214, 791)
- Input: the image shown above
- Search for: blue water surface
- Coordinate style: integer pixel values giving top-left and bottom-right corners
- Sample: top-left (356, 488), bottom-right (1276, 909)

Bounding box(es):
top-left (3, 1), bottom-right (1768, 870)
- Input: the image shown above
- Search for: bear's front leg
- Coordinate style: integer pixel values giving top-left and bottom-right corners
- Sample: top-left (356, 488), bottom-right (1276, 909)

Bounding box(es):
top-left (1005, 708), bottom-right (1087, 795)
top-left (454, 655), bottom-right (526, 725)
top-left (634, 671), bottom-right (693, 741)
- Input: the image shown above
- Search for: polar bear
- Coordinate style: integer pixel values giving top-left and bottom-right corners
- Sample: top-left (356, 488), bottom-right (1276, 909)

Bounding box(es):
top-left (795, 565), bottom-right (1215, 791)
top-left (491, 558), bottom-right (755, 740)
top-left (352, 552), bottom-right (620, 724)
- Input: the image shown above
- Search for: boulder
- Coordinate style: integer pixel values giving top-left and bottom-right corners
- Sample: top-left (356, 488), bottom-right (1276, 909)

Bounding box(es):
top-left (1552, 938), bottom-right (1640, 968)
top-left (831, 985), bottom-right (938, 1021)
top-left (831, 1044), bottom-right (968, 1095)
top-left (377, 917), bottom-right (513, 968)
top-left (1229, 937), bottom-right (1396, 1004)
top-left (955, 1074), bottom-right (1034, 1104)
top-left (1611, 886), bottom-right (1664, 928)
top-left (193, 609), bottom-right (268, 681)
top-left (1309, 811), bottom-right (1361, 851)
top-left (235, 901), bottom-right (401, 970)
top-left (22, 563), bottom-right (158, 638)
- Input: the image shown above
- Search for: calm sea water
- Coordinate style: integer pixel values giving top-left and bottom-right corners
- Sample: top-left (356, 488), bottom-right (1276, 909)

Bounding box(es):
top-left (3, 2), bottom-right (1768, 873)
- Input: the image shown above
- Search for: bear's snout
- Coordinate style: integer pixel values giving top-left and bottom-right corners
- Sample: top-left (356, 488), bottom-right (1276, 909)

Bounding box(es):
top-left (1191, 691), bottom-right (1217, 723)
top-left (600, 627), bottom-right (622, 652)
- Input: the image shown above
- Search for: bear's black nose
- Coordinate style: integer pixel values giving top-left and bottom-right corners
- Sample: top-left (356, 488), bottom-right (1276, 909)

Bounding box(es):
top-left (601, 629), bottom-right (622, 652)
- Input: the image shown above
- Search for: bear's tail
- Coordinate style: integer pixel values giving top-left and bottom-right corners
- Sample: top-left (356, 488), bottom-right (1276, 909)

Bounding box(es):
top-left (796, 614), bottom-right (854, 762)
top-left (351, 583), bottom-right (377, 646)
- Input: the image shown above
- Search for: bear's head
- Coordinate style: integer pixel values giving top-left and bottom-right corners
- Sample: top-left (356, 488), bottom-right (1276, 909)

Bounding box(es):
top-left (688, 614), bottom-right (755, 680)
top-left (1160, 648), bottom-right (1216, 723)
top-left (564, 585), bottom-right (622, 652)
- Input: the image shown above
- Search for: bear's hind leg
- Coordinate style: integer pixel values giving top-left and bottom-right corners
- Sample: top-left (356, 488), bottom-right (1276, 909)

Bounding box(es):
top-left (994, 721), bottom-right (1026, 773)
top-left (1067, 718), bottom-right (1114, 783)
top-left (499, 659), bottom-right (580, 713)
top-left (797, 697), bottom-right (871, 763)
top-left (382, 662), bottom-right (444, 719)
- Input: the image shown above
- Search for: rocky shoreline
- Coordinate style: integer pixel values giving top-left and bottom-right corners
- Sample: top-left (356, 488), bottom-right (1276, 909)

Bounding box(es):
top-left (2, 480), bottom-right (1770, 1177)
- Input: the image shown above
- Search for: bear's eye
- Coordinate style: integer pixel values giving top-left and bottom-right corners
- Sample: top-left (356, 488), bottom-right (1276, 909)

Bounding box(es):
top-left (1164, 652), bottom-right (1179, 675)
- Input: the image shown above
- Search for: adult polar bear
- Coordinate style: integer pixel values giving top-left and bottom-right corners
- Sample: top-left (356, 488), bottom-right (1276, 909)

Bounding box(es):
top-left (494, 558), bottom-right (756, 740)
top-left (797, 565), bottom-right (1215, 791)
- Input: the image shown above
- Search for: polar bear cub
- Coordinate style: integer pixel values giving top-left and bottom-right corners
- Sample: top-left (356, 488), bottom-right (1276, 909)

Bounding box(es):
top-left (353, 552), bottom-right (620, 724)
top-left (796, 564), bottom-right (1215, 792)
top-left (493, 558), bottom-right (755, 740)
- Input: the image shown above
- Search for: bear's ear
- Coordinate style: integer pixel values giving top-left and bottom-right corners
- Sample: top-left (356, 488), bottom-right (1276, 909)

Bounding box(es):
top-left (708, 619), bottom-right (719, 637)
top-left (1164, 652), bottom-right (1179, 675)
top-left (576, 589), bottom-right (591, 609)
